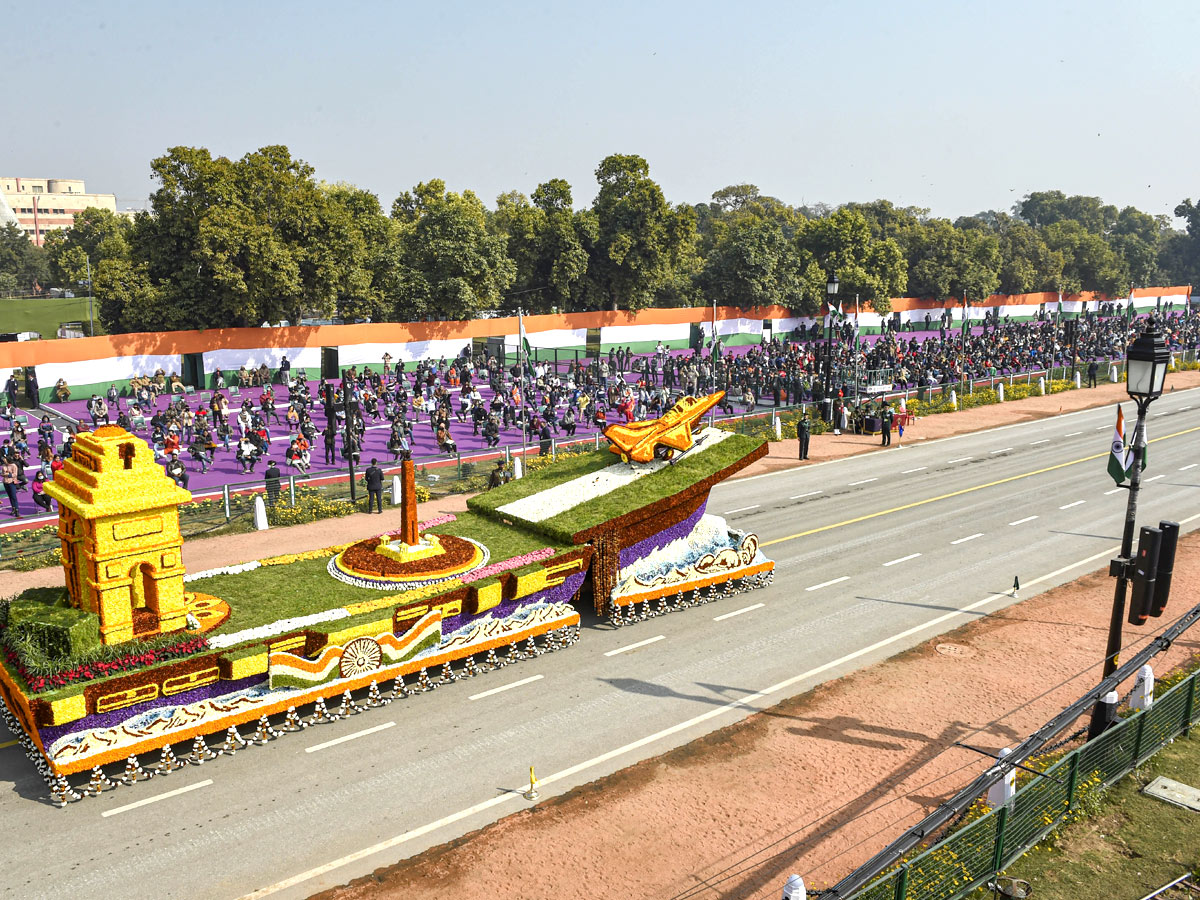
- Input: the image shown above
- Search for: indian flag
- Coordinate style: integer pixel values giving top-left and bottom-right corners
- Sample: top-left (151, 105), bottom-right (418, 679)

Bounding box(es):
top-left (518, 313), bottom-right (532, 360)
top-left (1107, 406), bottom-right (1131, 485)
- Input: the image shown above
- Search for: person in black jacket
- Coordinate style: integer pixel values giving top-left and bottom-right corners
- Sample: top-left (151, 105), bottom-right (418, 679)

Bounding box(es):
top-left (364, 458), bottom-right (384, 513)
top-left (264, 459), bottom-right (281, 506)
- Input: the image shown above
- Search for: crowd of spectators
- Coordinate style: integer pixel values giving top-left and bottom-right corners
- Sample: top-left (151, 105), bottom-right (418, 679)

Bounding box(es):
top-left (2, 305), bottom-right (1196, 521)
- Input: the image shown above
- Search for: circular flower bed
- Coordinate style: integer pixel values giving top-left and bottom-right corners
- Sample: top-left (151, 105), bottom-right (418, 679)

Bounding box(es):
top-left (328, 533), bottom-right (489, 590)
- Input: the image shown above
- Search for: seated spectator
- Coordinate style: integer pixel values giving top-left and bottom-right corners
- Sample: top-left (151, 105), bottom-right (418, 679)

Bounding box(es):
top-left (165, 451), bottom-right (189, 489)
top-left (170, 373), bottom-right (185, 394)
top-left (54, 379), bottom-right (71, 402)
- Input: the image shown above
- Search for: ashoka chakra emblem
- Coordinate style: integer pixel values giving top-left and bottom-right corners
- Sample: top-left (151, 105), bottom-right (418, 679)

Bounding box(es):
top-left (339, 637), bottom-right (383, 678)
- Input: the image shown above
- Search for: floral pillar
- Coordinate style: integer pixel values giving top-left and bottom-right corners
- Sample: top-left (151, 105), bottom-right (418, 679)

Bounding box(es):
top-left (43, 426), bottom-right (193, 645)
top-left (399, 457), bottom-right (419, 547)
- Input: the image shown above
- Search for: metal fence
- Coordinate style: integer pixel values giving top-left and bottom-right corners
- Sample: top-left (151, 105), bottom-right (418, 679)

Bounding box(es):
top-left (848, 669), bottom-right (1200, 900)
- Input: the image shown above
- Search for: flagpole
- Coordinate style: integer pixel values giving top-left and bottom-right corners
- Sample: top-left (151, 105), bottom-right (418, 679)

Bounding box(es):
top-left (519, 307), bottom-right (527, 471)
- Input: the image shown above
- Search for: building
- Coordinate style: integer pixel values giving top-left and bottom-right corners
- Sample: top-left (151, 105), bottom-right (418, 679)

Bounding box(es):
top-left (44, 426), bottom-right (192, 645)
top-left (0, 177), bottom-right (117, 246)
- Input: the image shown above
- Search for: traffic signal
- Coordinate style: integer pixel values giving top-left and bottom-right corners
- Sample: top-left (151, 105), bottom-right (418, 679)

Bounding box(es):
top-left (1128, 526), bottom-right (1162, 626)
top-left (1149, 521), bottom-right (1179, 617)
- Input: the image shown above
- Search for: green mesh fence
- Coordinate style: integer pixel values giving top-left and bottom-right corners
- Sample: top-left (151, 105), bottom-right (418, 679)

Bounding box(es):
top-left (851, 669), bottom-right (1200, 900)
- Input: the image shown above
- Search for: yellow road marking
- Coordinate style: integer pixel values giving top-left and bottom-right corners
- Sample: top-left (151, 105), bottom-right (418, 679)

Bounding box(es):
top-left (0, 739), bottom-right (18, 750)
top-left (762, 424), bottom-right (1200, 548)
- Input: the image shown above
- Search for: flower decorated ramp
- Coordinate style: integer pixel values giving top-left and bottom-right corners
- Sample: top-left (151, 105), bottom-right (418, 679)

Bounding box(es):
top-left (0, 421), bottom-right (772, 805)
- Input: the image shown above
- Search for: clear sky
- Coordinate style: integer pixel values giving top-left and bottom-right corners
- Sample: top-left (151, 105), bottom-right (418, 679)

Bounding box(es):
top-left (11, 0), bottom-right (1199, 222)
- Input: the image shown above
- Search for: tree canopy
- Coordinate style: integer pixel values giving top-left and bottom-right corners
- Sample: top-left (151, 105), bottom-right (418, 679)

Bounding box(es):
top-left (20, 142), bottom-right (1195, 333)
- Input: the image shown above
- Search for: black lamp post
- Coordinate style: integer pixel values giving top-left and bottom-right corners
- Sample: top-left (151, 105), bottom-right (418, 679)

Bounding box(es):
top-left (825, 272), bottom-right (839, 406)
top-left (1088, 325), bottom-right (1168, 738)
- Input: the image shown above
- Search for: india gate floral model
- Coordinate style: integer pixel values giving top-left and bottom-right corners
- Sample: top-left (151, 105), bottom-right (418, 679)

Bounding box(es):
top-left (0, 394), bottom-right (774, 805)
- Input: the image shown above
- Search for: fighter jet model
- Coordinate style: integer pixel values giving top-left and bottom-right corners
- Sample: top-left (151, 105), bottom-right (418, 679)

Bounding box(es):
top-left (604, 392), bottom-right (725, 463)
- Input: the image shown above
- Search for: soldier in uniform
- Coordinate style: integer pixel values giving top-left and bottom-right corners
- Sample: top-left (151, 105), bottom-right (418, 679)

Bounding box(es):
top-left (880, 402), bottom-right (894, 447)
top-left (797, 412), bottom-right (811, 460)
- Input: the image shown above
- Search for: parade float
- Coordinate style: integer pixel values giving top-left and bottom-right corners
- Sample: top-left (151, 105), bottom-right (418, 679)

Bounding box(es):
top-left (0, 395), bottom-right (773, 804)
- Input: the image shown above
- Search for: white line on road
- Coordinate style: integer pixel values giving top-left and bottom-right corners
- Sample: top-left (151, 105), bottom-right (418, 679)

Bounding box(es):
top-left (950, 533), bottom-right (984, 544)
top-left (242, 543), bottom-right (1142, 899)
top-left (1105, 488), bottom-right (1124, 495)
top-left (790, 490), bottom-right (822, 499)
top-left (305, 722), bottom-right (395, 753)
top-left (725, 505), bottom-right (760, 514)
top-left (1059, 500), bottom-right (1086, 509)
top-left (1181, 406), bottom-right (1192, 410)
top-left (948, 457), bottom-right (973, 463)
top-left (468, 674), bottom-right (544, 701)
top-left (1065, 432), bottom-right (1082, 436)
top-left (1143, 474), bottom-right (1165, 482)
top-left (1181, 464), bottom-right (1198, 471)
top-left (1096, 425), bottom-right (1109, 430)
top-left (806, 576), bottom-right (850, 592)
top-left (713, 603), bottom-right (765, 622)
top-left (101, 779), bottom-right (213, 818)
top-left (848, 478), bottom-right (877, 486)
top-left (883, 553), bottom-right (921, 567)
top-left (991, 448), bottom-right (1013, 454)
top-left (1030, 439), bottom-right (1051, 445)
top-left (604, 635), bottom-right (665, 657)
top-left (1009, 515), bottom-right (1038, 526)
top-left (902, 466), bottom-right (928, 473)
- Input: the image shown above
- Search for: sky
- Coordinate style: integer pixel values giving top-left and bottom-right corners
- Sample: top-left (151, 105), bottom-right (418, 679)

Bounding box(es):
top-left (10, 0), bottom-right (1200, 223)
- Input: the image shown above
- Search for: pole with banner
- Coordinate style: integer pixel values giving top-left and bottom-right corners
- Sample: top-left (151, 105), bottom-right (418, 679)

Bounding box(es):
top-left (518, 307), bottom-right (528, 471)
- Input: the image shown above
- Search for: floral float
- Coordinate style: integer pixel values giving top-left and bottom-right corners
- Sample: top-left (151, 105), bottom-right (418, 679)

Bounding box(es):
top-left (0, 404), bottom-right (773, 805)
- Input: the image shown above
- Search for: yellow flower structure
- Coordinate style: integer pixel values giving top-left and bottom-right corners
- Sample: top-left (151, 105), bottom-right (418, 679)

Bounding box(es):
top-left (43, 426), bottom-right (193, 645)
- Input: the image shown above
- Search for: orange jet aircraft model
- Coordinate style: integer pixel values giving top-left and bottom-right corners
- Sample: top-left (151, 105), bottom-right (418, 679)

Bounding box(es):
top-left (604, 391), bottom-right (725, 463)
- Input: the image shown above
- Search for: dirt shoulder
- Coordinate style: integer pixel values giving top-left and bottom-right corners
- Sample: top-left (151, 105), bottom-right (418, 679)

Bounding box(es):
top-left (311, 537), bottom-right (1200, 900)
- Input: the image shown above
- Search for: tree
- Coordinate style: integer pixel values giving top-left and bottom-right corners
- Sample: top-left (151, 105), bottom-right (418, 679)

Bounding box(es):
top-left (0, 223), bottom-right (49, 293)
top-left (796, 208), bottom-right (907, 315)
top-left (391, 179), bottom-right (515, 321)
top-left (898, 219), bottom-right (1000, 301)
top-left (701, 216), bottom-right (821, 312)
top-left (1016, 191), bottom-right (1117, 234)
top-left (586, 154), bottom-right (697, 311)
top-left (44, 207), bottom-right (131, 288)
top-left (492, 179), bottom-right (593, 313)
top-left (1043, 220), bottom-right (1127, 295)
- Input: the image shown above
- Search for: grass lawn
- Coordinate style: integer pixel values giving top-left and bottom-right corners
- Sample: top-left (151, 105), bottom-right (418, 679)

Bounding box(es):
top-left (468, 449), bottom-right (614, 515)
top-left (0, 295), bottom-right (102, 338)
top-left (186, 510), bottom-right (564, 637)
top-left (971, 731), bottom-right (1200, 898)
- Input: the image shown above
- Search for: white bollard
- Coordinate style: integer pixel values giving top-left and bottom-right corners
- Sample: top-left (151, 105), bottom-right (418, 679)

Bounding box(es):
top-left (986, 747), bottom-right (1016, 808)
top-left (513, 456), bottom-right (523, 479)
top-left (1074, 371), bottom-right (1082, 389)
top-left (1131, 663), bottom-right (1155, 711)
top-left (782, 874), bottom-right (807, 900)
top-left (391, 474), bottom-right (402, 506)
top-left (899, 395), bottom-right (907, 412)
top-left (997, 382), bottom-right (1005, 402)
top-left (253, 495), bottom-right (269, 531)
top-left (1038, 376), bottom-right (1045, 396)
top-left (949, 389), bottom-right (957, 410)
top-left (774, 417), bottom-right (782, 441)
top-left (1109, 364), bottom-right (1119, 383)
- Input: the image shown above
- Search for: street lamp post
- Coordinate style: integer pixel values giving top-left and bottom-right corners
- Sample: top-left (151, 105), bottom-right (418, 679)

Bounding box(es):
top-left (825, 272), bottom-right (839, 412)
top-left (1088, 326), bottom-right (1169, 739)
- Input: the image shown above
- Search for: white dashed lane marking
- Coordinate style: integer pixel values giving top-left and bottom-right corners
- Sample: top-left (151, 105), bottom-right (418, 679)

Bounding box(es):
top-left (604, 635), bottom-right (665, 657)
top-left (950, 533), bottom-right (984, 545)
top-left (726, 505), bottom-right (760, 514)
top-left (1030, 439), bottom-right (1050, 445)
top-left (791, 490), bottom-right (822, 499)
top-left (991, 448), bottom-right (1013, 454)
top-left (902, 467), bottom-right (927, 473)
top-left (713, 603), bottom-right (765, 622)
top-left (883, 553), bottom-right (921, 567)
top-left (849, 478), bottom-right (877, 486)
top-left (806, 576), bottom-right (849, 592)
top-left (1009, 515), bottom-right (1038, 526)
top-left (1059, 500), bottom-right (1086, 509)
top-left (101, 780), bottom-right (213, 817)
top-left (306, 722), bottom-right (395, 753)
top-left (469, 675), bottom-right (544, 701)
top-left (948, 457), bottom-right (973, 464)
top-left (1181, 464), bottom-right (1198, 471)
top-left (1143, 474), bottom-right (1164, 482)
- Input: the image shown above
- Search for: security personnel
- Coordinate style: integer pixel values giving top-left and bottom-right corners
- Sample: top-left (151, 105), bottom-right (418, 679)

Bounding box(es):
top-left (797, 412), bottom-right (811, 460)
top-left (880, 402), bottom-right (894, 447)
top-left (364, 458), bottom-right (384, 513)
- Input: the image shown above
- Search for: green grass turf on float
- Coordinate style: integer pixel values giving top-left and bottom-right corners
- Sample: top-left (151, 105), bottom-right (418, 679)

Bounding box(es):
top-left (471, 434), bottom-right (763, 543)
top-left (186, 511), bottom-right (565, 638)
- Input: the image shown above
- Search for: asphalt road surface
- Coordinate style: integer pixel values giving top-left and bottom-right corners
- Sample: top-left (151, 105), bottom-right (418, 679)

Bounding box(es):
top-left (2, 388), bottom-right (1198, 900)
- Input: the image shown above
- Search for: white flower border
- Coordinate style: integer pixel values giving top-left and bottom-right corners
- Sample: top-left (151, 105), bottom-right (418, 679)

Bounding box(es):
top-left (207, 608), bottom-right (350, 649)
top-left (326, 536), bottom-right (490, 591)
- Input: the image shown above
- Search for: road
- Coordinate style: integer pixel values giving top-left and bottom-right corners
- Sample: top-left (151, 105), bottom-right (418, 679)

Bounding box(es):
top-left (1, 389), bottom-right (1198, 900)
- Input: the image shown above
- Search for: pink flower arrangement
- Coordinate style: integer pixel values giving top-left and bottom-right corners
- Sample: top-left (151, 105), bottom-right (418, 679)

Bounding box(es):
top-left (418, 514), bottom-right (457, 531)
top-left (460, 548), bottom-right (556, 583)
